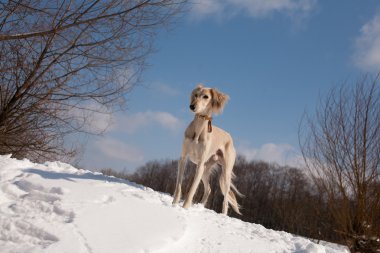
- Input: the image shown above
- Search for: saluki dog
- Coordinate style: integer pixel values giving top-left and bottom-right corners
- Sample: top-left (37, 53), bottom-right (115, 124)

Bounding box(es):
top-left (172, 84), bottom-right (242, 215)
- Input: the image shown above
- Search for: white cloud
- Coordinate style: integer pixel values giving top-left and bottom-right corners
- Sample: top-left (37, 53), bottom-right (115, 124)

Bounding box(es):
top-left (95, 138), bottom-right (144, 163)
top-left (66, 102), bottom-right (113, 134)
top-left (112, 110), bottom-right (183, 134)
top-left (190, 0), bottom-right (317, 21)
top-left (237, 142), bottom-right (305, 168)
top-left (154, 83), bottom-right (180, 96)
top-left (192, 0), bottom-right (224, 17)
top-left (78, 109), bottom-right (182, 170)
top-left (353, 12), bottom-right (380, 71)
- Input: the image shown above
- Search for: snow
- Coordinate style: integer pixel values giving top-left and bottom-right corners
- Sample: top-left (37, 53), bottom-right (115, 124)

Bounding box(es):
top-left (0, 155), bottom-right (348, 253)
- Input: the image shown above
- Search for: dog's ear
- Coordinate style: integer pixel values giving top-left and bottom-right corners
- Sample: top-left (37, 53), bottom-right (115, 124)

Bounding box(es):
top-left (196, 83), bottom-right (204, 89)
top-left (210, 88), bottom-right (229, 114)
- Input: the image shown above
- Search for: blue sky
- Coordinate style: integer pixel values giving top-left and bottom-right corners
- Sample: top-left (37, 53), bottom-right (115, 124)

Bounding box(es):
top-left (79, 0), bottom-right (380, 172)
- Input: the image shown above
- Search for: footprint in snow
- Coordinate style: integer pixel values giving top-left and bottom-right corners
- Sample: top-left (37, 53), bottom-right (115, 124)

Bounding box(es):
top-left (94, 195), bottom-right (115, 204)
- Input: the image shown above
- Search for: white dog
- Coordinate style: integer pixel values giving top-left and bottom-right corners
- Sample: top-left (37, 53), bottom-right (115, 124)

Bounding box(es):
top-left (172, 84), bottom-right (242, 215)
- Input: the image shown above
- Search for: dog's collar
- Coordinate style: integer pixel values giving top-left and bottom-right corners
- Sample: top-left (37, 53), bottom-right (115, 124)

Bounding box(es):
top-left (196, 114), bottom-right (213, 133)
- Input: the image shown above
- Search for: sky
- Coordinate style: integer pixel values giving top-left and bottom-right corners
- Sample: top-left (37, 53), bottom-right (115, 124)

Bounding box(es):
top-left (79, 0), bottom-right (380, 172)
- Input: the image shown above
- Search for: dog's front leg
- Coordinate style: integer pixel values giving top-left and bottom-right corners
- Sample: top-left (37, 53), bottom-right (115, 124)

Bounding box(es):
top-left (183, 161), bottom-right (205, 209)
top-left (173, 156), bottom-right (187, 204)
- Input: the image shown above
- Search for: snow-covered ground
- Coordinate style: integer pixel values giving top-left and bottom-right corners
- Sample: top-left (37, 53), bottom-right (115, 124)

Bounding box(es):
top-left (0, 155), bottom-right (348, 253)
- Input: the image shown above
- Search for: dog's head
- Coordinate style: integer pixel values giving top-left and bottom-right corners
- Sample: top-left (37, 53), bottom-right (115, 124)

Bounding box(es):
top-left (189, 84), bottom-right (229, 115)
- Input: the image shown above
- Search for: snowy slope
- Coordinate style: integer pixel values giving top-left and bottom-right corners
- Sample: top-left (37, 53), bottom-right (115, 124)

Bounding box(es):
top-left (0, 155), bottom-right (348, 253)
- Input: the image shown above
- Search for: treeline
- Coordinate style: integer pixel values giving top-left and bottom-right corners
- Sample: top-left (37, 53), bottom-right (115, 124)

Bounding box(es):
top-left (101, 156), bottom-right (374, 247)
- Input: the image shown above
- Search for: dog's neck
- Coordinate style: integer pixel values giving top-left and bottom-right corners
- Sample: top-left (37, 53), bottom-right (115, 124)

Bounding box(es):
top-left (185, 112), bottom-right (214, 141)
top-left (193, 113), bottom-right (213, 133)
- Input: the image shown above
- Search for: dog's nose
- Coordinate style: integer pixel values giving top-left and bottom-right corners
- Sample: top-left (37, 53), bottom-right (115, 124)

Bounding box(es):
top-left (189, 104), bottom-right (195, 111)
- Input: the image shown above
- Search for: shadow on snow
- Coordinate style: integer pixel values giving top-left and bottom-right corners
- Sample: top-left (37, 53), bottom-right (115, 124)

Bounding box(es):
top-left (23, 168), bottom-right (144, 189)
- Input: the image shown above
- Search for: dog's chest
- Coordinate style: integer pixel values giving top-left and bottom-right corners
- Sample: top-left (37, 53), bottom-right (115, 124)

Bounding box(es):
top-left (184, 121), bottom-right (207, 142)
top-left (187, 141), bottom-right (206, 163)
top-left (184, 131), bottom-right (210, 163)
top-left (185, 130), bottom-right (205, 143)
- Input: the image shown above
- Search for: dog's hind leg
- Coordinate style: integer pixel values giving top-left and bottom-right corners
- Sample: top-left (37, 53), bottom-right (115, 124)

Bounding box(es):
top-left (220, 142), bottom-right (241, 215)
top-left (201, 159), bottom-right (216, 205)
top-left (173, 156), bottom-right (187, 204)
top-left (201, 171), bottom-right (211, 205)
top-left (219, 167), bottom-right (231, 215)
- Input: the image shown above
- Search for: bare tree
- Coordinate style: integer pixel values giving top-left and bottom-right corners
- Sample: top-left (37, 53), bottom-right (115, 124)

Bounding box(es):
top-left (299, 75), bottom-right (380, 252)
top-left (0, 0), bottom-right (185, 161)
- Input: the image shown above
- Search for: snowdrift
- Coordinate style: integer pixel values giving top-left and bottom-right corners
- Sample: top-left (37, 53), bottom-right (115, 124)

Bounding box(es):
top-left (0, 155), bottom-right (348, 253)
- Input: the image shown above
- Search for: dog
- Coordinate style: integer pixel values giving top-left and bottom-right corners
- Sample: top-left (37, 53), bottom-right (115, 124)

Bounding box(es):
top-left (172, 84), bottom-right (242, 215)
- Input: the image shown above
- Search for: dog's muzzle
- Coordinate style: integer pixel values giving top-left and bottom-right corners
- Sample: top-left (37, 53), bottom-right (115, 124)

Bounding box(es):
top-left (189, 104), bottom-right (195, 111)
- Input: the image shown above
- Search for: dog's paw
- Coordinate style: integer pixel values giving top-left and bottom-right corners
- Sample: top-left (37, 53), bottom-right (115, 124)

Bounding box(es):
top-left (183, 201), bottom-right (191, 209)
top-left (172, 196), bottom-right (180, 205)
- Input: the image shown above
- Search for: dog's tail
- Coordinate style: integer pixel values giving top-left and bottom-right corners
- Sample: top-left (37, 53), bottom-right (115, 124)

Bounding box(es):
top-left (230, 171), bottom-right (244, 198)
top-left (229, 172), bottom-right (244, 215)
top-left (228, 191), bottom-right (241, 215)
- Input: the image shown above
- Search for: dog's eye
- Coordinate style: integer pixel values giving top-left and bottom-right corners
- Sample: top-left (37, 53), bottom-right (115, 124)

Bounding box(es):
top-left (203, 95), bottom-right (209, 99)
top-left (194, 94), bottom-right (198, 98)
